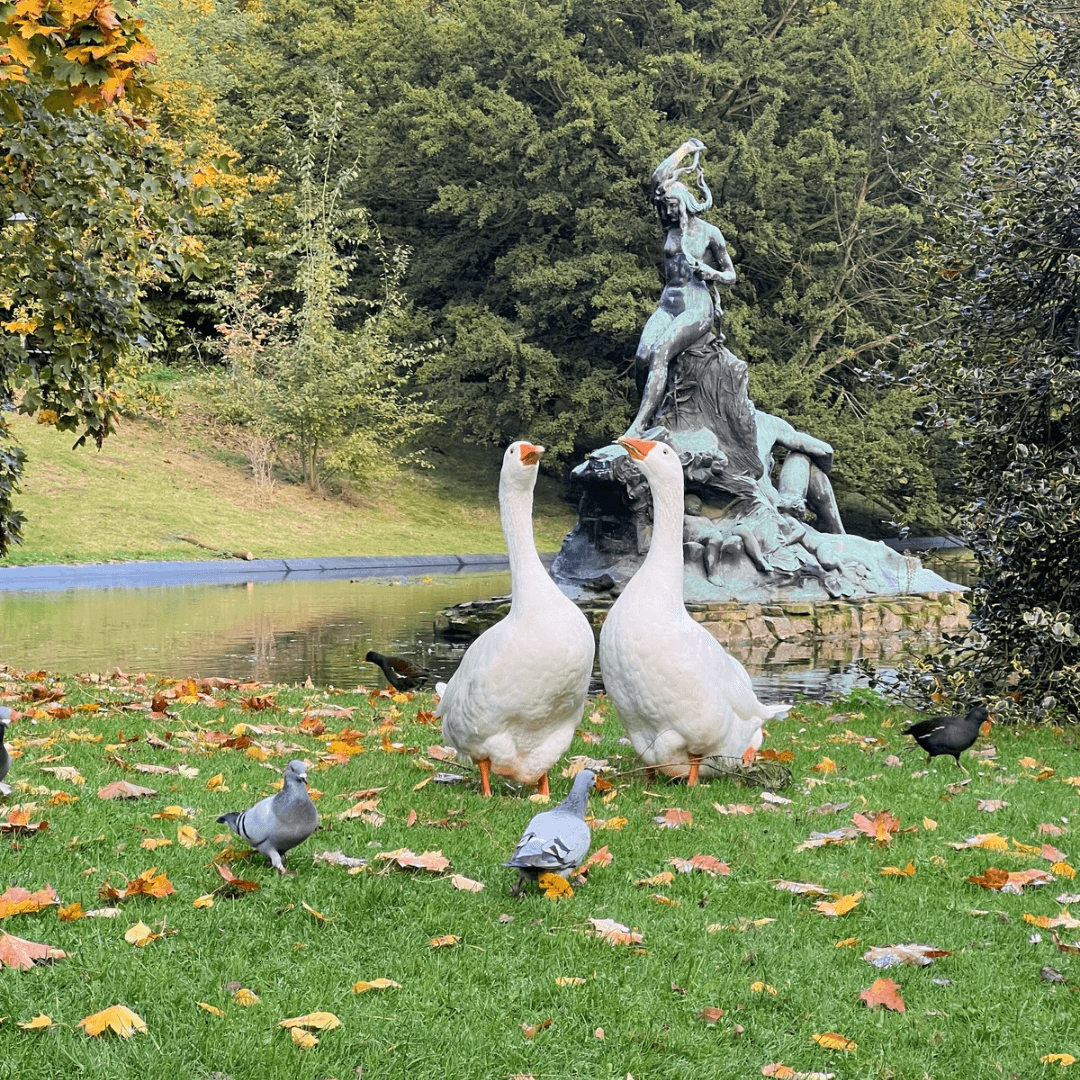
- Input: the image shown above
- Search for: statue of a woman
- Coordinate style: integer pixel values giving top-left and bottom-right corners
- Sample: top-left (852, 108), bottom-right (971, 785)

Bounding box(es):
top-left (625, 138), bottom-right (737, 438)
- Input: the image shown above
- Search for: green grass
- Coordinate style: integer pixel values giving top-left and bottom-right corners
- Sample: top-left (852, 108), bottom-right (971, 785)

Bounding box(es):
top-left (2, 676), bottom-right (1079, 1080)
top-left (1, 386), bottom-right (577, 565)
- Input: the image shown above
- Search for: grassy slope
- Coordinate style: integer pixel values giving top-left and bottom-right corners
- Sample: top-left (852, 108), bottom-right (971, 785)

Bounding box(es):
top-left (1, 679), bottom-right (1079, 1080)
top-left (0, 392), bottom-right (577, 566)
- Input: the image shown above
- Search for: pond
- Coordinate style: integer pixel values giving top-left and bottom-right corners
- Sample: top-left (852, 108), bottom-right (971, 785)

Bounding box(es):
top-left (0, 556), bottom-right (972, 703)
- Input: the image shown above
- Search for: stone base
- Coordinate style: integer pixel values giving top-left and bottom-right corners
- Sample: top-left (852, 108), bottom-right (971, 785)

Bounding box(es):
top-left (438, 591), bottom-right (970, 653)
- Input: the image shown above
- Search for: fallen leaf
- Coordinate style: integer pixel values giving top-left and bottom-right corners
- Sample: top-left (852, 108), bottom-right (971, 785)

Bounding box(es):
top-left (0, 885), bottom-right (60, 920)
top-left (521, 1018), bottom-right (552, 1039)
top-left (214, 863), bottom-right (260, 894)
top-left (278, 1011), bottom-right (340, 1031)
top-left (750, 981), bottom-right (777, 994)
top-left (773, 880), bottom-right (829, 896)
top-left (698, 1006), bottom-right (724, 1024)
top-left (123, 921), bottom-right (160, 947)
top-left (1040, 823), bottom-right (1067, 836)
top-left (232, 988), bottom-right (261, 1004)
top-left (863, 943), bottom-right (951, 968)
top-left (714, 802), bottom-right (756, 816)
top-left (635, 872), bottom-right (676, 887)
top-left (17, 1014), bottom-right (54, 1030)
top-left (450, 875), bottom-right (484, 894)
top-left (811, 1031), bottom-right (857, 1051)
top-left (977, 799), bottom-right (1009, 812)
top-left (302, 901), bottom-right (332, 923)
top-left (577, 845), bottom-right (613, 872)
top-left (587, 917), bottom-right (643, 946)
top-left (290, 1028), bottom-right (318, 1049)
top-left (814, 893), bottom-right (862, 917)
top-left (78, 1004), bottom-right (147, 1038)
top-left (654, 808), bottom-right (692, 828)
top-left (949, 832), bottom-right (1009, 851)
top-left (0, 932), bottom-right (68, 969)
top-left (1043, 844), bottom-right (1070, 863)
top-left (538, 872), bottom-right (573, 900)
top-left (58, 902), bottom-right (84, 921)
top-left (670, 854), bottom-right (730, 876)
top-left (196, 1002), bottom-right (226, 1017)
top-left (377, 849), bottom-right (452, 873)
top-left (794, 827), bottom-right (860, 851)
top-left (97, 781), bottom-right (157, 800)
top-left (852, 810), bottom-right (900, 843)
top-left (881, 862), bottom-right (917, 877)
top-left (812, 757), bottom-right (837, 776)
top-left (1040, 1055), bottom-right (1077, 1067)
top-left (859, 976), bottom-right (905, 1012)
top-left (428, 934), bottom-right (460, 948)
top-left (555, 976), bottom-right (587, 987)
top-left (969, 866), bottom-right (1054, 893)
top-left (922, 817), bottom-right (939, 831)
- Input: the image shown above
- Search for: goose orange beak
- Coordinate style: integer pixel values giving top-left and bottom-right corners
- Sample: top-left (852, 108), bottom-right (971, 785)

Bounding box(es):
top-left (520, 442), bottom-right (544, 467)
top-left (617, 436), bottom-right (656, 461)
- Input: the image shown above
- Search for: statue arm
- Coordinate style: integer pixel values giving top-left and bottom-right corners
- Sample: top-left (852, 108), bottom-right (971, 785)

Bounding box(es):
top-left (651, 138), bottom-right (707, 190)
top-left (693, 225), bottom-right (737, 287)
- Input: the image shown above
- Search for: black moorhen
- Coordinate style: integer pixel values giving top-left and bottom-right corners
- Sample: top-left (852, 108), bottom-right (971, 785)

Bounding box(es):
top-left (364, 651), bottom-right (428, 692)
top-left (902, 704), bottom-right (991, 773)
top-left (0, 706), bottom-right (11, 783)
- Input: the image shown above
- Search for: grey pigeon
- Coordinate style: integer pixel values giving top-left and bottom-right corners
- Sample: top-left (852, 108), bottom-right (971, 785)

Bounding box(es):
top-left (505, 769), bottom-right (595, 896)
top-left (0, 707), bottom-right (11, 784)
top-left (216, 759), bottom-right (319, 874)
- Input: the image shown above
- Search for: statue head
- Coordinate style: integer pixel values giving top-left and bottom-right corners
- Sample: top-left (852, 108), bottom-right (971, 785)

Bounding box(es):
top-left (656, 173), bottom-right (713, 228)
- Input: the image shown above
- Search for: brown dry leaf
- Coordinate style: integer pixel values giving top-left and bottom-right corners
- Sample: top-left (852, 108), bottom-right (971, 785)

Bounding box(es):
top-left (794, 827), bottom-right (860, 852)
top-left (1040, 823), bottom-right (1067, 836)
top-left (1051, 931), bottom-right (1080, 955)
top-left (654, 808), bottom-right (692, 829)
top-left (814, 893), bottom-right (862, 918)
top-left (214, 863), bottom-right (261, 894)
top-left (351, 978), bottom-right (402, 994)
top-left (714, 802), bottom-right (756, 816)
top-left (1023, 911), bottom-right (1080, 930)
top-left (539, 872), bottom-right (574, 900)
top-left (0, 884), bottom-right (59, 920)
top-left (863, 943), bottom-right (951, 968)
top-left (670, 854), bottom-right (731, 877)
top-left (40, 766), bottom-right (83, 785)
top-left (881, 861), bottom-right (917, 877)
top-left (0, 810), bottom-right (48, 836)
top-left (0, 931), bottom-right (68, 969)
top-left (278, 1011), bottom-right (340, 1031)
top-left (698, 1006), bottom-right (724, 1024)
top-left (17, 1014), bottom-right (55, 1030)
top-left (969, 866), bottom-right (1055, 893)
top-left (197, 1002), bottom-right (226, 1018)
top-left (97, 781), bottom-right (157, 800)
top-left (449, 875), bottom-right (485, 894)
top-left (635, 872), bottom-right (676, 888)
top-left (588, 917), bottom-right (644, 946)
top-left (521, 1018), bottom-right (552, 1039)
top-left (773, 880), bottom-right (829, 896)
top-left (78, 1004), bottom-right (147, 1038)
top-left (859, 976), bottom-right (906, 1012)
top-left (428, 934), bottom-right (460, 948)
top-left (811, 1031), bottom-right (857, 1052)
top-left (232, 987), bottom-right (261, 1005)
top-left (377, 849), bottom-right (452, 873)
top-left (152, 805), bottom-right (192, 821)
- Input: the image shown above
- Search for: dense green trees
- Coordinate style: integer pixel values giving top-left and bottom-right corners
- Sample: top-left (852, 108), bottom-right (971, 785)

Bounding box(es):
top-left (911, 3), bottom-right (1080, 719)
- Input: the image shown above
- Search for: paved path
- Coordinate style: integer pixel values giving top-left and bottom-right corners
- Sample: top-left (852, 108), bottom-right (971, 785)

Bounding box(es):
top-left (0, 553), bottom-right (518, 593)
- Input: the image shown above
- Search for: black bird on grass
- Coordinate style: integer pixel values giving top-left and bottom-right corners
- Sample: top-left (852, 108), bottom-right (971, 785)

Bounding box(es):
top-left (902, 704), bottom-right (991, 773)
top-left (364, 651), bottom-right (429, 692)
top-left (0, 706), bottom-right (11, 784)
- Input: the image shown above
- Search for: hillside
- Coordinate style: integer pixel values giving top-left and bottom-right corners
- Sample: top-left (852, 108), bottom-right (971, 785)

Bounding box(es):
top-left (0, 391), bottom-right (578, 566)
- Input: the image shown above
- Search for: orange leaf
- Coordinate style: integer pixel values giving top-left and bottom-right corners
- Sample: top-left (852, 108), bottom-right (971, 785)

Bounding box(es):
top-left (635, 871), bottom-right (676, 887)
top-left (670, 854), bottom-right (731, 877)
top-left (758, 749), bottom-right (795, 763)
top-left (521, 1018), bottom-right (552, 1039)
top-left (862, 943), bottom-right (950, 967)
top-left (812, 757), bottom-right (837, 776)
top-left (122, 867), bottom-right (175, 899)
top-left (881, 861), bottom-right (916, 877)
top-left (654, 808), bottom-right (692, 828)
top-left (761, 1067), bottom-right (798, 1079)
top-left (698, 1006), bottom-right (724, 1024)
top-left (578, 845), bottom-right (613, 872)
top-left (351, 978), bottom-right (402, 994)
top-left (814, 892), bottom-right (862, 917)
top-left (278, 1011), bottom-right (340, 1031)
top-left (58, 902), bottom-right (84, 921)
top-left (538, 872), bottom-right (574, 900)
top-left (0, 884), bottom-right (59, 920)
top-left (427, 934), bottom-right (460, 948)
top-left (588, 917), bottom-right (643, 946)
top-left (214, 863), bottom-right (261, 894)
top-left (0, 931), bottom-right (68, 969)
top-left (377, 849), bottom-right (452, 873)
top-left (859, 976), bottom-right (905, 1012)
top-left (78, 1004), bottom-right (147, 1038)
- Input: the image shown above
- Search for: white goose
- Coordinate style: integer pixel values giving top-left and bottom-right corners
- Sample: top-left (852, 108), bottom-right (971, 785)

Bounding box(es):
top-left (599, 436), bottom-right (788, 783)
top-left (436, 441), bottom-right (596, 796)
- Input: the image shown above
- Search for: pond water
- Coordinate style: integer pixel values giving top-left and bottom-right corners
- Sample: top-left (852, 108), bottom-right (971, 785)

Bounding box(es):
top-left (0, 558), bottom-right (971, 703)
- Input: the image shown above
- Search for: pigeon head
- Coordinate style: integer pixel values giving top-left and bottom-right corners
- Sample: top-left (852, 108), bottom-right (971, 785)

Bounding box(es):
top-left (284, 759), bottom-right (310, 785)
top-left (0, 707), bottom-right (10, 728)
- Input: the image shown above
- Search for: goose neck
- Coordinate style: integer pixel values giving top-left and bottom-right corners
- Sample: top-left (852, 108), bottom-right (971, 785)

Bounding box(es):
top-left (502, 482), bottom-right (547, 599)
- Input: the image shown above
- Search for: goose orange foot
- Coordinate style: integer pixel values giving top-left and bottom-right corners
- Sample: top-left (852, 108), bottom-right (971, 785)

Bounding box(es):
top-left (536, 773), bottom-right (550, 797)
top-left (479, 758), bottom-right (492, 797)
top-left (687, 754), bottom-right (702, 787)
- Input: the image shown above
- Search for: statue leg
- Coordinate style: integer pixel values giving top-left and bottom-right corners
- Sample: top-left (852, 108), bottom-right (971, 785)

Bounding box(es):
top-left (776, 453), bottom-right (810, 519)
top-left (807, 464), bottom-right (845, 534)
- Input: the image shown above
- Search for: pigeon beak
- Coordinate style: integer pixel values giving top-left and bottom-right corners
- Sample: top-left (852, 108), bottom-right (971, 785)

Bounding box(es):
top-left (519, 443), bottom-right (544, 467)
top-left (617, 436), bottom-right (655, 461)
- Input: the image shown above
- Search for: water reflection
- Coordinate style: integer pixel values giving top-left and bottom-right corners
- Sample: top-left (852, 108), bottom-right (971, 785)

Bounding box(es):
top-left (0, 565), bottom-right (963, 703)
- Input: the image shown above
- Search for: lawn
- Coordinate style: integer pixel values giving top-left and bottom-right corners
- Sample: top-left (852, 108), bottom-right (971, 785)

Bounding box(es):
top-left (1, 671), bottom-right (1078, 1080)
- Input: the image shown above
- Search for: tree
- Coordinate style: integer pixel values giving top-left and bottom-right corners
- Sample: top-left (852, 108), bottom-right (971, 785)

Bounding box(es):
top-left (0, 0), bottom-right (201, 555)
top-left (910, 2), bottom-right (1080, 720)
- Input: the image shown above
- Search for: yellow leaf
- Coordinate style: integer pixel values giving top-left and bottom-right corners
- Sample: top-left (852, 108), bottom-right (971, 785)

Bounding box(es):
top-left (196, 1002), bottom-right (226, 1017)
top-left (538, 872), bottom-right (574, 900)
top-left (1040, 1054), bottom-right (1077, 1067)
top-left (881, 862), bottom-right (917, 877)
top-left (922, 817), bottom-right (938, 831)
top-left (428, 934), bottom-right (460, 948)
top-left (812, 756), bottom-right (837, 776)
top-left (834, 936), bottom-right (860, 948)
top-left (152, 805), bottom-right (191, 821)
top-left (177, 825), bottom-right (200, 849)
top-left (78, 1004), bottom-right (147, 1038)
top-left (351, 978), bottom-right (402, 994)
top-left (279, 1011), bottom-right (340, 1031)
top-left (232, 988), bottom-right (261, 1005)
top-left (814, 892), bottom-right (863, 917)
top-left (812, 1031), bottom-right (858, 1051)
top-left (290, 1028), bottom-right (318, 1049)
top-left (555, 976), bottom-right (587, 986)
top-left (17, 1014), bottom-right (54, 1030)
top-left (1052, 862), bottom-right (1077, 880)
top-left (750, 981), bottom-right (777, 995)
top-left (140, 838), bottom-right (172, 851)
top-left (58, 902), bottom-right (84, 921)
top-left (301, 901), bottom-right (332, 923)
top-left (205, 774), bottom-right (227, 791)
top-left (192, 894), bottom-right (215, 909)
top-left (123, 921), bottom-right (159, 947)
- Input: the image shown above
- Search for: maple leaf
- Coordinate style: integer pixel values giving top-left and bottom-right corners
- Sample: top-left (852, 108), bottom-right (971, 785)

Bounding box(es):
top-left (773, 880), bottom-right (829, 896)
top-left (587, 816), bottom-right (628, 832)
top-left (377, 849), bottom-right (452, 873)
top-left (232, 987), bottom-right (261, 1005)
top-left (670, 854), bottom-right (731, 876)
top-left (214, 863), bottom-right (261, 894)
top-left (1040, 823), bottom-right (1067, 836)
top-left (969, 866), bottom-right (1054, 893)
top-left (948, 833), bottom-right (1009, 851)
top-left (761, 1067), bottom-right (836, 1080)
top-left (78, 1004), bottom-right (147, 1038)
top-left (0, 931), bottom-right (68, 969)
top-left (654, 808), bottom-right (692, 828)
top-left (119, 867), bottom-right (175, 900)
top-left (812, 756), bottom-right (837, 775)
top-left (860, 976), bottom-right (905, 1012)
top-left (123, 921), bottom-right (161, 947)
top-left (97, 780), bottom-right (157, 800)
top-left (521, 1018), bottom-right (552, 1039)
top-left (852, 810), bottom-right (900, 843)
top-left (1040, 1054), bottom-right (1077, 1067)
top-left (577, 845), bottom-right (613, 872)
top-left (811, 1031), bottom-right (857, 1051)
top-left (278, 1011), bottom-right (340, 1031)
top-left (588, 917), bottom-right (644, 946)
top-left (759, 749), bottom-right (795, 763)
top-left (0, 884), bottom-right (59, 920)
top-left (1043, 843), bottom-right (1069, 863)
top-left (17, 1014), bottom-right (55, 1030)
top-left (814, 893), bottom-right (862, 917)
top-left (352, 978), bottom-right (402, 994)
top-left (290, 1028), bottom-right (318, 1049)
top-left (714, 802), bottom-right (756, 816)
top-left (881, 862), bottom-right (917, 877)
top-left (538, 872), bottom-right (574, 899)
top-left (58, 902), bottom-right (84, 921)
top-left (635, 871), bottom-right (676, 887)
top-left (795, 827), bottom-right (860, 851)
top-left (863, 943), bottom-right (951, 968)
top-left (449, 875), bottom-right (484, 893)
top-left (0, 809), bottom-right (48, 835)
